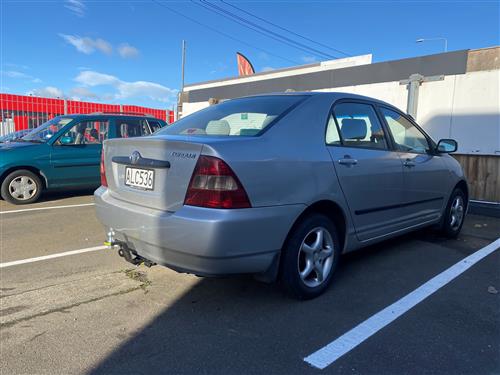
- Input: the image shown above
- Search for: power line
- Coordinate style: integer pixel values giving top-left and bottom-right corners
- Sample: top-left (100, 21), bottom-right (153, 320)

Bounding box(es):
top-left (151, 0), bottom-right (300, 65)
top-left (194, 0), bottom-right (334, 60)
top-left (220, 0), bottom-right (351, 58)
top-left (196, 0), bottom-right (340, 60)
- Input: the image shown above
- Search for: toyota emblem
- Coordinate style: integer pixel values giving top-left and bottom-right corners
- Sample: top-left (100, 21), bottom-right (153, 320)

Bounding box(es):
top-left (130, 151), bottom-right (141, 165)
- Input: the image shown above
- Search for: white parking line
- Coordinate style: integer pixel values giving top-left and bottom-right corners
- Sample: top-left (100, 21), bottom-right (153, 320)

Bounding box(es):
top-left (1, 202), bottom-right (94, 214)
top-left (304, 237), bottom-right (500, 370)
top-left (0, 245), bottom-right (107, 269)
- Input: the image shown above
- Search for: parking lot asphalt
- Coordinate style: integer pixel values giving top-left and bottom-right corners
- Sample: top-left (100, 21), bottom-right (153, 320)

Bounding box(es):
top-left (1, 192), bottom-right (499, 375)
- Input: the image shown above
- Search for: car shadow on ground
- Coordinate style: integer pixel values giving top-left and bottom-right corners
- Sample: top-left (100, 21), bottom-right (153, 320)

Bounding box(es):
top-left (39, 188), bottom-right (97, 202)
top-left (0, 188), bottom-right (96, 207)
top-left (87, 222), bottom-right (496, 375)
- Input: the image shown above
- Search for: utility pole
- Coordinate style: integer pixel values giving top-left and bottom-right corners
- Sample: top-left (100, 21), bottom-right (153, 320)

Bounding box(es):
top-left (177, 40), bottom-right (186, 120)
top-left (181, 40), bottom-right (186, 92)
top-left (399, 73), bottom-right (444, 119)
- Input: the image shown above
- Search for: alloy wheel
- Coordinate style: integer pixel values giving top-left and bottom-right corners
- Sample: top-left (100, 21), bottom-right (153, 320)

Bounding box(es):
top-left (297, 227), bottom-right (335, 288)
top-left (450, 195), bottom-right (464, 230)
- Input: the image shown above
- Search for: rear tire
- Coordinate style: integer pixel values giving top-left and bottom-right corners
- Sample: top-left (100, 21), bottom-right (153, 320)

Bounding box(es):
top-left (1, 169), bottom-right (43, 205)
top-left (440, 188), bottom-right (466, 238)
top-left (280, 214), bottom-right (340, 300)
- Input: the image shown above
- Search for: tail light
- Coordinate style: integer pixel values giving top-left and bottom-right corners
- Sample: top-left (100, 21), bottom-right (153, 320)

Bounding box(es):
top-left (100, 152), bottom-right (108, 187)
top-left (185, 155), bottom-right (251, 209)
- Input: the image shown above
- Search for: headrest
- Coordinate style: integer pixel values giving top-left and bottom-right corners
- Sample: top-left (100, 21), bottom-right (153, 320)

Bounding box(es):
top-left (341, 119), bottom-right (367, 140)
top-left (206, 120), bottom-right (230, 135)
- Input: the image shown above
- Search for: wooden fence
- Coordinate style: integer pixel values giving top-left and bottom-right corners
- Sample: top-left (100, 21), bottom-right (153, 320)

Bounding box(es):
top-left (453, 154), bottom-right (500, 202)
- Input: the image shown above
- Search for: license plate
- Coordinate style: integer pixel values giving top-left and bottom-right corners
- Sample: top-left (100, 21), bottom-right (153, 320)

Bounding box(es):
top-left (125, 167), bottom-right (154, 190)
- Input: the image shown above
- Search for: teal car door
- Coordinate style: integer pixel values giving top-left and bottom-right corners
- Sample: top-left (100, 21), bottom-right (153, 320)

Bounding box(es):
top-left (49, 119), bottom-right (109, 187)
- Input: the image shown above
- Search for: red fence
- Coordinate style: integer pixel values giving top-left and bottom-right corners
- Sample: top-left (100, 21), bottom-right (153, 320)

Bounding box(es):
top-left (0, 93), bottom-right (175, 135)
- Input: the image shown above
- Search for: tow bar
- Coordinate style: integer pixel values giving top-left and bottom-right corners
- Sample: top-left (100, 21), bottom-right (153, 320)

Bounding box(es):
top-left (104, 229), bottom-right (156, 268)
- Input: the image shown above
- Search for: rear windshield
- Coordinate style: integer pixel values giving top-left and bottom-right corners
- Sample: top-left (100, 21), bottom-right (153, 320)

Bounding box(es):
top-left (158, 95), bottom-right (307, 137)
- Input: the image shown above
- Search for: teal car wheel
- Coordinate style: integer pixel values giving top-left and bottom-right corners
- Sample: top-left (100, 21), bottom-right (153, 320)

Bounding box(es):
top-left (1, 169), bottom-right (43, 205)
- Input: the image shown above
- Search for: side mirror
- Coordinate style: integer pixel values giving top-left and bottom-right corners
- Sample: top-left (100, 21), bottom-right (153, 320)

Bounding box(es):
top-left (437, 139), bottom-right (457, 153)
top-left (59, 136), bottom-right (74, 145)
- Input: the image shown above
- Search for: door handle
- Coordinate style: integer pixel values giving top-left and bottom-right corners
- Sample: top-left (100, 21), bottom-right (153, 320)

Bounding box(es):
top-left (338, 157), bottom-right (358, 166)
top-left (403, 159), bottom-right (416, 168)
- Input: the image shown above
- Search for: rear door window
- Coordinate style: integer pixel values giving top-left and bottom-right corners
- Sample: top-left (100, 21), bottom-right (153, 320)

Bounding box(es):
top-left (331, 102), bottom-right (388, 150)
top-left (116, 118), bottom-right (151, 138)
top-left (157, 95), bottom-right (307, 137)
top-left (147, 119), bottom-right (163, 132)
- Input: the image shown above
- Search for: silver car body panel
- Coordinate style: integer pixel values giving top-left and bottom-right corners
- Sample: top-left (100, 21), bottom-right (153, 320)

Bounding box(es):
top-left (95, 92), bottom-right (467, 277)
top-left (95, 186), bottom-right (305, 275)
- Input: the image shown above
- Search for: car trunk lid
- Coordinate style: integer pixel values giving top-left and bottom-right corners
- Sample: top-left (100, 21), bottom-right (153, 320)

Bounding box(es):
top-left (103, 136), bottom-right (203, 212)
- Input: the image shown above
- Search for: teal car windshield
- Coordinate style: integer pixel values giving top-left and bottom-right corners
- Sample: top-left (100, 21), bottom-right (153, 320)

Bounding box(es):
top-left (22, 117), bottom-right (74, 143)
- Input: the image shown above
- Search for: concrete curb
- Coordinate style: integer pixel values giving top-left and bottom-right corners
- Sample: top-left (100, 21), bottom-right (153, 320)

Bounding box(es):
top-left (469, 200), bottom-right (500, 218)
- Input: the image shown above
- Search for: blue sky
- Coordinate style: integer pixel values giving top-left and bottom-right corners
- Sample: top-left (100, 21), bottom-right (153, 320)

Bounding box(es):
top-left (1, 0), bottom-right (499, 109)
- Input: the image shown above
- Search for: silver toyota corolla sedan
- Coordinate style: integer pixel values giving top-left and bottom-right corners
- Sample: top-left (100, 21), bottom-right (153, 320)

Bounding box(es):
top-left (95, 92), bottom-right (467, 299)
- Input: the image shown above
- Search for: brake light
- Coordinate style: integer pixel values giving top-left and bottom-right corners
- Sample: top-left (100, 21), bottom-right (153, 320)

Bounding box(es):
top-left (185, 155), bottom-right (251, 209)
top-left (100, 152), bottom-right (108, 187)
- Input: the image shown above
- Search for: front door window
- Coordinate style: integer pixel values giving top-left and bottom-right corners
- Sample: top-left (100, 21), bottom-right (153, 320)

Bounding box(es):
top-left (380, 108), bottom-right (430, 154)
top-left (58, 120), bottom-right (109, 145)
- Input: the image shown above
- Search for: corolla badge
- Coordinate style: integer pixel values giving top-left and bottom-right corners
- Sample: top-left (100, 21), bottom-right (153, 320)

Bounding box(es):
top-left (130, 151), bottom-right (141, 164)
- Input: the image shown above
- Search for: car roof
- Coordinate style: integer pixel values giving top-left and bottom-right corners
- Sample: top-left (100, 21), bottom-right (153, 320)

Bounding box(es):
top-left (59, 113), bottom-right (164, 120)
top-left (239, 91), bottom-right (395, 107)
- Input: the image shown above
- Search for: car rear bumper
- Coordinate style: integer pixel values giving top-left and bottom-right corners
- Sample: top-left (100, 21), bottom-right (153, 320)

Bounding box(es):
top-left (94, 187), bottom-right (304, 276)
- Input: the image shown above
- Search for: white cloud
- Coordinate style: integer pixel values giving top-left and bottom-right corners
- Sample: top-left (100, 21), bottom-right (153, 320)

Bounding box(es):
top-left (118, 43), bottom-right (139, 58)
top-left (59, 35), bottom-right (138, 59)
top-left (261, 66), bottom-right (275, 72)
top-left (64, 0), bottom-right (86, 17)
top-left (301, 56), bottom-right (317, 63)
top-left (116, 81), bottom-right (175, 103)
top-left (258, 52), bottom-right (270, 61)
top-left (93, 38), bottom-right (113, 55)
top-left (4, 63), bottom-right (29, 70)
top-left (75, 71), bottom-right (120, 86)
top-left (70, 87), bottom-right (99, 99)
top-left (4, 70), bottom-right (41, 83)
top-left (59, 34), bottom-right (112, 55)
top-left (74, 70), bottom-right (177, 104)
top-left (4, 70), bottom-right (31, 79)
top-left (27, 86), bottom-right (63, 98)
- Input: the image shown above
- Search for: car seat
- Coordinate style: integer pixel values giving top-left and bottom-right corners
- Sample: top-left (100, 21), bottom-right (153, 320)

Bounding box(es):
top-left (341, 119), bottom-right (367, 142)
top-left (206, 120), bottom-right (231, 135)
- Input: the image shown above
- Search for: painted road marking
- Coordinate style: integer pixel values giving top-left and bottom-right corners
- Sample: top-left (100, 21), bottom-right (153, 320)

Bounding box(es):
top-left (0, 245), bottom-right (107, 269)
top-left (304, 237), bottom-right (500, 370)
top-left (1, 203), bottom-right (94, 214)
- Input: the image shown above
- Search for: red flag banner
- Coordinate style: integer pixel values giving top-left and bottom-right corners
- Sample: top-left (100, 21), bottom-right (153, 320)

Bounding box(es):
top-left (237, 52), bottom-right (255, 76)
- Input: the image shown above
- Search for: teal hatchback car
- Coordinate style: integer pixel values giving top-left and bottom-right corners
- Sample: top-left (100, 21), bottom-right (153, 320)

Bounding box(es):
top-left (0, 113), bottom-right (167, 204)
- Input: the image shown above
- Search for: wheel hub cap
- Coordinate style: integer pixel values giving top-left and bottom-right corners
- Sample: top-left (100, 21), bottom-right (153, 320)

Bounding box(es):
top-left (8, 176), bottom-right (37, 200)
top-left (298, 227), bottom-right (335, 288)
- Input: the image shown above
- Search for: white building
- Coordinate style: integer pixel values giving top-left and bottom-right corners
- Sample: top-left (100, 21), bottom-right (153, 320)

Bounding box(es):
top-left (180, 47), bottom-right (500, 202)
